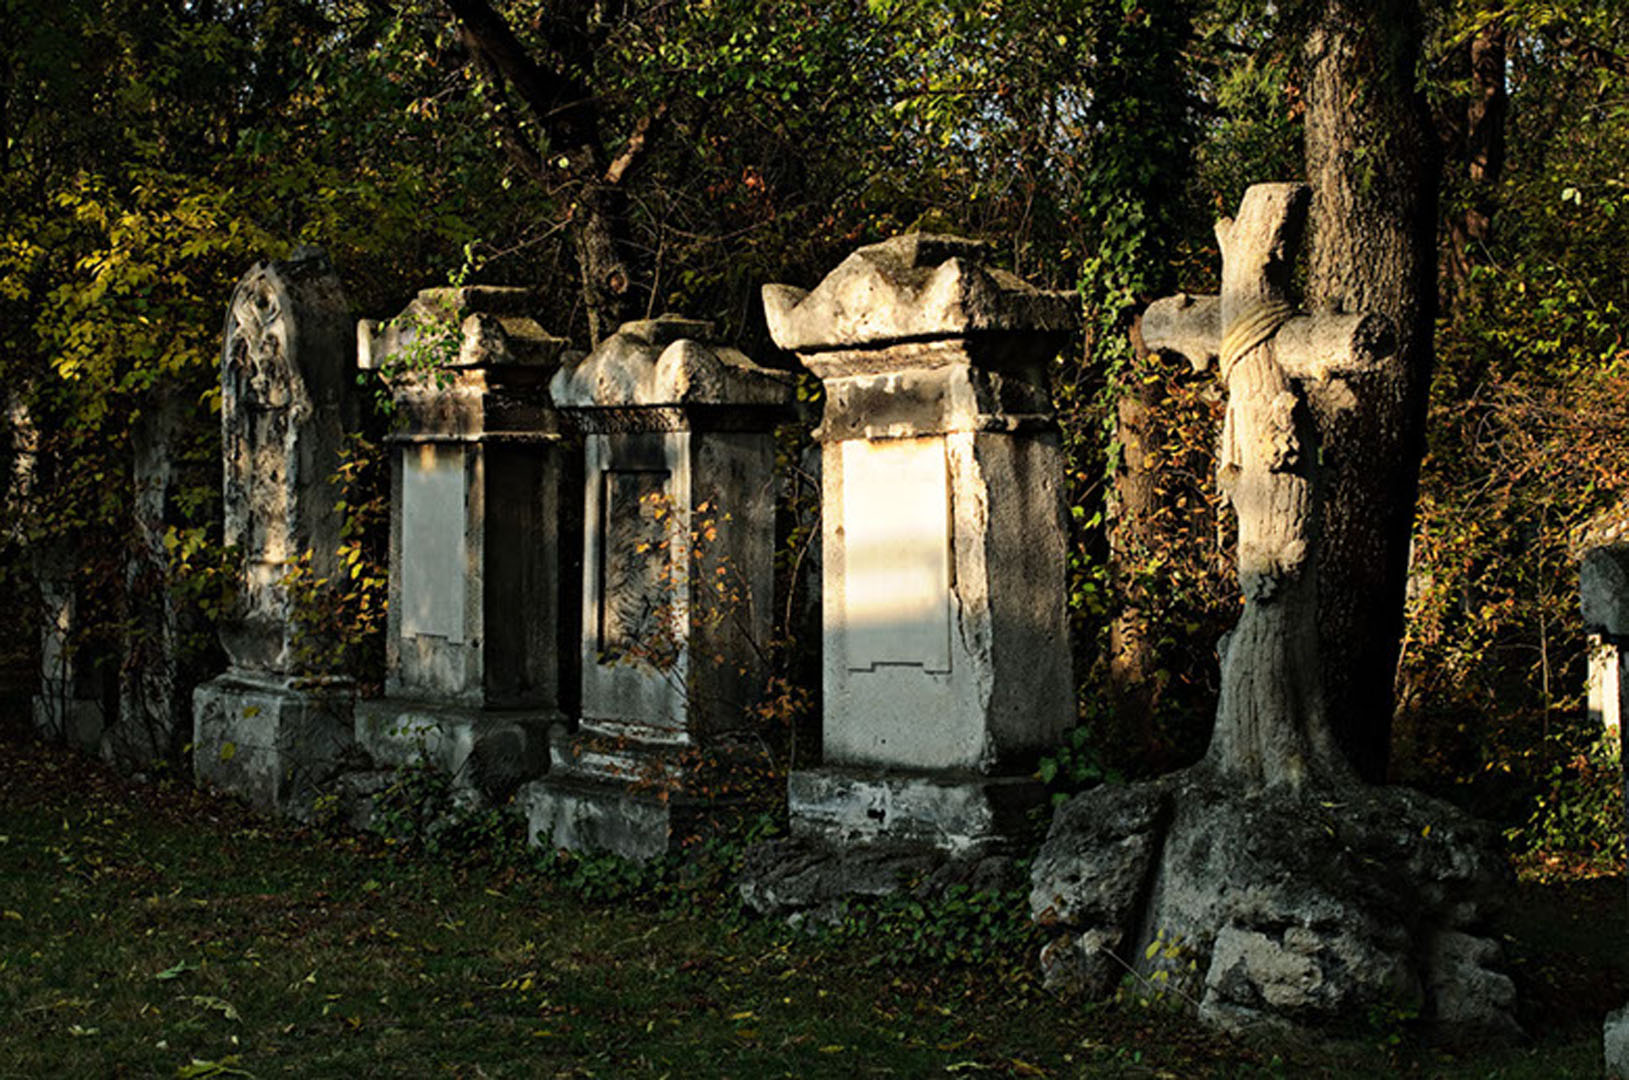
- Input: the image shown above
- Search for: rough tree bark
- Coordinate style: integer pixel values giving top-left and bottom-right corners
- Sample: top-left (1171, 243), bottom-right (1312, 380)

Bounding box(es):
top-left (1106, 318), bottom-right (1163, 756)
top-left (1303, 0), bottom-right (1440, 783)
top-left (1444, 19), bottom-right (1508, 314)
top-left (442, 0), bottom-right (650, 344)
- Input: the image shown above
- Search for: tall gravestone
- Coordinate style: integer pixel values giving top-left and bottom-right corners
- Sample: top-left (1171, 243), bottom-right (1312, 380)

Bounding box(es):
top-left (518, 315), bottom-right (793, 860)
top-left (1579, 511), bottom-right (1629, 741)
top-left (353, 286), bottom-right (575, 804)
top-left (193, 248), bottom-right (355, 815)
top-left (760, 234), bottom-right (1077, 856)
top-left (109, 388), bottom-right (191, 770)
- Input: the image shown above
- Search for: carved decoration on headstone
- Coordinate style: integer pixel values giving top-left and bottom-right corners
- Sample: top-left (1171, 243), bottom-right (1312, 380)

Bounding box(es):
top-left (217, 247), bottom-right (351, 674)
top-left (193, 248), bottom-right (355, 816)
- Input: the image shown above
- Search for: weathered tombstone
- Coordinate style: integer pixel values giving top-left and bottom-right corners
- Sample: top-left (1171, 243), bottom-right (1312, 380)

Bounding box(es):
top-left (193, 248), bottom-right (356, 815)
top-left (739, 235), bottom-right (1077, 912)
top-left (108, 389), bottom-right (190, 770)
top-left (1581, 540), bottom-right (1629, 740)
top-left (8, 395), bottom-right (115, 750)
top-left (518, 315), bottom-right (792, 860)
top-left (31, 553), bottom-right (114, 752)
top-left (352, 286), bottom-right (576, 804)
top-left (1029, 184), bottom-right (1517, 1038)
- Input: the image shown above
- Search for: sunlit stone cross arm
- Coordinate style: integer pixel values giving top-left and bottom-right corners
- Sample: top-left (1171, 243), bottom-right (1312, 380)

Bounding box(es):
top-left (1141, 182), bottom-right (1396, 793)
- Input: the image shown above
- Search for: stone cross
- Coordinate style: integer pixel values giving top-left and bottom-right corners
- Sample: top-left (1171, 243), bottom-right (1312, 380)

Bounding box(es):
top-left (1142, 183), bottom-right (1395, 792)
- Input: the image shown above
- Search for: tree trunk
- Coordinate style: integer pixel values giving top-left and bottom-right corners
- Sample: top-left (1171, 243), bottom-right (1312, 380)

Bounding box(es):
top-left (444, 0), bottom-right (641, 345)
top-left (1106, 317), bottom-right (1163, 756)
top-left (1303, 0), bottom-right (1439, 784)
top-left (1444, 21), bottom-right (1508, 313)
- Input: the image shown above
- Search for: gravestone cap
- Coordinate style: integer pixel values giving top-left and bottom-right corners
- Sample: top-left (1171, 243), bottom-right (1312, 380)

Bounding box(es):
top-left (550, 314), bottom-right (792, 410)
top-left (1582, 544), bottom-right (1629, 637)
top-left (357, 286), bottom-right (568, 373)
top-left (762, 233), bottom-right (1079, 354)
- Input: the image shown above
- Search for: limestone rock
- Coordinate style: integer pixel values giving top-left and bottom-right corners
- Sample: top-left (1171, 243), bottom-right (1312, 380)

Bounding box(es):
top-left (739, 835), bottom-right (1022, 922)
top-left (1030, 769), bottom-right (1518, 1040)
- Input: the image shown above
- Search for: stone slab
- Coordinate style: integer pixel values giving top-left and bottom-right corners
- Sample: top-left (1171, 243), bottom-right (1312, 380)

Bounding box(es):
top-left (1607, 1003), bottom-right (1629, 1079)
top-left (193, 674), bottom-right (354, 818)
top-left (354, 697), bottom-right (556, 804)
top-left (787, 767), bottom-right (1045, 855)
top-left (1584, 546), bottom-right (1629, 638)
top-left (518, 775), bottom-right (693, 863)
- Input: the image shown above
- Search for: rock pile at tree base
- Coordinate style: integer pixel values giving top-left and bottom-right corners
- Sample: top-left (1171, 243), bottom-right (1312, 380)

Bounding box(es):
top-left (1030, 768), bottom-right (1520, 1040)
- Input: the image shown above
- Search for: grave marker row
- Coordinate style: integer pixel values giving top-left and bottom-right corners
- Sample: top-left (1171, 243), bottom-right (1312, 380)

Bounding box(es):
top-left (190, 237), bottom-right (1076, 866)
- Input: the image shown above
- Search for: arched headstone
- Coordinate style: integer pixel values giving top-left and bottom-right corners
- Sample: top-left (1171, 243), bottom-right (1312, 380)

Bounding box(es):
top-left (193, 249), bottom-right (355, 815)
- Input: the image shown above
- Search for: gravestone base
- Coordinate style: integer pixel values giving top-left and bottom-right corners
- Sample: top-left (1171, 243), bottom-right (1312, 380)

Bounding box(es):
top-left (193, 673), bottom-right (355, 818)
top-left (738, 836), bottom-right (1025, 923)
top-left (737, 768), bottom-right (1041, 920)
top-left (354, 698), bottom-right (558, 806)
top-left (788, 767), bottom-right (1046, 854)
top-left (518, 730), bottom-right (767, 861)
top-left (32, 685), bottom-right (107, 753)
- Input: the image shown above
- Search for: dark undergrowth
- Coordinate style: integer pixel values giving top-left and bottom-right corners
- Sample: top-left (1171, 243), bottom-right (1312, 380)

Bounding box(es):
top-left (0, 725), bottom-right (1622, 1079)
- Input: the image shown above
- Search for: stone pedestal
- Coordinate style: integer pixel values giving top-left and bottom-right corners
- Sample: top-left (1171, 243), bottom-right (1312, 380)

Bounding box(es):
top-left (762, 234), bottom-right (1077, 853)
top-left (194, 674), bottom-right (354, 812)
top-left (519, 315), bottom-right (793, 859)
top-left (193, 249), bottom-right (356, 816)
top-left (353, 286), bottom-right (575, 804)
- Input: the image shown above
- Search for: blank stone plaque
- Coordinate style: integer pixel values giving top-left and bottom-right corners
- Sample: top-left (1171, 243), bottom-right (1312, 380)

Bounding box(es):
top-left (840, 437), bottom-right (952, 673)
top-left (401, 444), bottom-right (466, 644)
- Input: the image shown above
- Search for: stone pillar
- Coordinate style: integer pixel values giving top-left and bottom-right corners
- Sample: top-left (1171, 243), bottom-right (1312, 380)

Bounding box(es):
top-left (763, 234), bottom-right (1078, 852)
top-left (9, 395), bottom-right (114, 750)
top-left (193, 248), bottom-right (355, 816)
top-left (1583, 546), bottom-right (1629, 741)
top-left (352, 286), bottom-right (576, 804)
top-left (519, 315), bottom-right (793, 859)
top-left (31, 555), bottom-right (115, 752)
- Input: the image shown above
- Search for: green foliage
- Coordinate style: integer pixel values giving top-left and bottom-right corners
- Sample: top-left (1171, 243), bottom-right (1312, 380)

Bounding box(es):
top-left (368, 757), bottom-right (531, 872)
top-left (1394, 0), bottom-right (1629, 844)
top-left (280, 435), bottom-right (389, 685)
top-left (1038, 714), bottom-right (1125, 801)
top-left (814, 884), bottom-right (1044, 973)
top-left (1505, 731), bottom-right (1623, 873)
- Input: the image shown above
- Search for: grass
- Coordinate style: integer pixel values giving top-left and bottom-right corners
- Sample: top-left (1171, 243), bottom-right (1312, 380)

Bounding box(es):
top-left (0, 730), bottom-right (1623, 1078)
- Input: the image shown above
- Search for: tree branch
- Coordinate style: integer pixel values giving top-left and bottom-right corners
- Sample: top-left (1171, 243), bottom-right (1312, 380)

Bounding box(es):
top-left (442, 0), bottom-right (602, 157)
